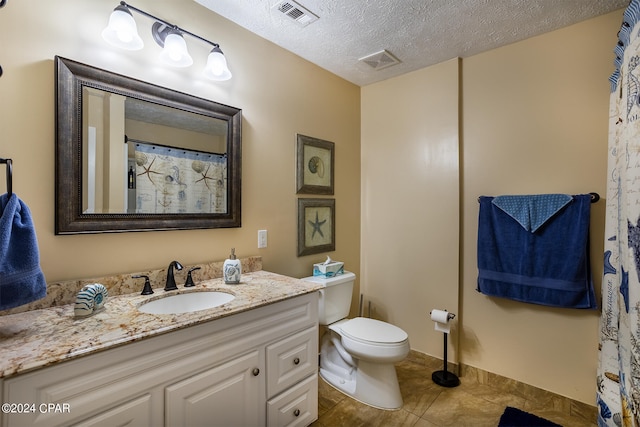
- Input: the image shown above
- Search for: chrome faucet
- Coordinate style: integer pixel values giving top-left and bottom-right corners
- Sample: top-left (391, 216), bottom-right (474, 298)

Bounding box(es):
top-left (165, 260), bottom-right (183, 291)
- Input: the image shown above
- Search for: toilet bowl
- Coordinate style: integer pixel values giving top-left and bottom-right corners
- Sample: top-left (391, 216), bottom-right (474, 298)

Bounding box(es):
top-left (321, 317), bottom-right (409, 409)
top-left (302, 272), bottom-right (410, 410)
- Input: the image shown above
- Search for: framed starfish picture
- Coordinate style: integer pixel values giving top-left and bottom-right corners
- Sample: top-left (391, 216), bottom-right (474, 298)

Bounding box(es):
top-left (297, 198), bottom-right (335, 256)
top-left (296, 134), bottom-right (334, 195)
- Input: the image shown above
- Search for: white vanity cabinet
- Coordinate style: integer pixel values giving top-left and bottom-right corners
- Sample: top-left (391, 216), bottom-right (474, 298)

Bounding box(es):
top-left (1, 292), bottom-right (319, 427)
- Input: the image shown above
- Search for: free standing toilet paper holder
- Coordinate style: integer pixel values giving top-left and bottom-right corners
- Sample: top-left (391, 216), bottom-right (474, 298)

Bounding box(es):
top-left (430, 310), bottom-right (460, 388)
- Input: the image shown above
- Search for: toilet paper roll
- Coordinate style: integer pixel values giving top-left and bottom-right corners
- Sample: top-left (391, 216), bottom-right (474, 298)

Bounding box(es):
top-left (431, 309), bottom-right (452, 334)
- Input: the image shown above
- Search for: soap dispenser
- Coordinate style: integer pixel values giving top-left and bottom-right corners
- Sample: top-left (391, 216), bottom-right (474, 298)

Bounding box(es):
top-left (223, 248), bottom-right (241, 284)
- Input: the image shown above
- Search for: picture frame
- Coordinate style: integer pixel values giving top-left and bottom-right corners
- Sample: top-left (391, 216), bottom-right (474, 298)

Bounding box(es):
top-left (296, 134), bottom-right (334, 195)
top-left (297, 198), bottom-right (335, 256)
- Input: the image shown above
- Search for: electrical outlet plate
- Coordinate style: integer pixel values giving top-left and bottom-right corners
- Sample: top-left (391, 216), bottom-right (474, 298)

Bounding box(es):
top-left (258, 230), bottom-right (267, 248)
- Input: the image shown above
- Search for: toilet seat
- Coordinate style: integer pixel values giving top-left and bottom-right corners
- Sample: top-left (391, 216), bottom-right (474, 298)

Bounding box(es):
top-left (327, 317), bottom-right (409, 364)
top-left (333, 317), bottom-right (408, 345)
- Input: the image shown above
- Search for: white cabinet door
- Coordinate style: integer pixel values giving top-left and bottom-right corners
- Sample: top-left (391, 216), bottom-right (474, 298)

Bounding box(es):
top-left (71, 394), bottom-right (154, 427)
top-left (165, 349), bottom-right (264, 427)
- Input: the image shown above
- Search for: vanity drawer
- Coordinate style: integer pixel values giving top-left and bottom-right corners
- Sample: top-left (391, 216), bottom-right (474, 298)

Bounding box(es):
top-left (267, 373), bottom-right (318, 427)
top-left (266, 326), bottom-right (318, 398)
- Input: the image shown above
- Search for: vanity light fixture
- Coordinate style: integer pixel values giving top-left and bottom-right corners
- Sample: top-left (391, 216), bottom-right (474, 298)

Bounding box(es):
top-left (102, 1), bottom-right (231, 80)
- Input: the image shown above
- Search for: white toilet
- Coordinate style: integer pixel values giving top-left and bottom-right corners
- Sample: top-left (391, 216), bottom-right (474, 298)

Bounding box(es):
top-left (302, 271), bottom-right (410, 410)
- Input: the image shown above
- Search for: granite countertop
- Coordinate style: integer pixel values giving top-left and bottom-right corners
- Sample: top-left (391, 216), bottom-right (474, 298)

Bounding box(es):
top-left (0, 270), bottom-right (322, 379)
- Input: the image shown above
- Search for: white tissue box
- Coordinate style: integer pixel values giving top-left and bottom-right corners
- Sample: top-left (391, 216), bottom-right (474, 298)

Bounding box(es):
top-left (313, 261), bottom-right (344, 277)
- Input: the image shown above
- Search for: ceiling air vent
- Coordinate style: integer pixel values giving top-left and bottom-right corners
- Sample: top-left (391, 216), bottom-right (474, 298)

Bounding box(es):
top-left (273, 0), bottom-right (319, 27)
top-left (359, 50), bottom-right (401, 71)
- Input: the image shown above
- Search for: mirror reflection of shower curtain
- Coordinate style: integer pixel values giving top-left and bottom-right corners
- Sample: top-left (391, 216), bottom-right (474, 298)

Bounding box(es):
top-left (597, 2), bottom-right (640, 426)
top-left (133, 142), bottom-right (227, 214)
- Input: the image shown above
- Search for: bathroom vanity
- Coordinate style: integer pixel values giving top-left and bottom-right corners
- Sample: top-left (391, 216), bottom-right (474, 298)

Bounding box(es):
top-left (0, 271), bottom-right (321, 427)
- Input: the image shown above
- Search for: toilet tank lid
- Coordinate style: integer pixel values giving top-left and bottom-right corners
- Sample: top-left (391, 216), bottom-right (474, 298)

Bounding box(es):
top-left (300, 271), bottom-right (355, 287)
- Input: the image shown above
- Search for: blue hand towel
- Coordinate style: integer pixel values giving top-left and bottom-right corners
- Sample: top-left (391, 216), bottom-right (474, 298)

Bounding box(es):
top-left (491, 194), bottom-right (572, 232)
top-left (0, 193), bottom-right (47, 310)
top-left (477, 194), bottom-right (596, 309)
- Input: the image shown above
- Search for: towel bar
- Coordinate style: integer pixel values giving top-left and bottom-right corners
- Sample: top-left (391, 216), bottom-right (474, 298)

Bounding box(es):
top-left (0, 158), bottom-right (12, 197)
top-left (477, 192), bottom-right (600, 203)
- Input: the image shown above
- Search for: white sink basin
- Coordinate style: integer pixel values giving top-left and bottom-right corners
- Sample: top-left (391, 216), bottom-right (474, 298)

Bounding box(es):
top-left (138, 291), bottom-right (235, 315)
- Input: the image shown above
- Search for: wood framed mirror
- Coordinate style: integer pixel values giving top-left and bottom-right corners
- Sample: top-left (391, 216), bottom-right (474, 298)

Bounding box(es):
top-left (55, 56), bottom-right (241, 234)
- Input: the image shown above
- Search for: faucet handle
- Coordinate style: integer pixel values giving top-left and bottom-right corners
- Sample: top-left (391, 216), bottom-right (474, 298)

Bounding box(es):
top-left (133, 275), bottom-right (154, 295)
top-left (184, 267), bottom-right (201, 287)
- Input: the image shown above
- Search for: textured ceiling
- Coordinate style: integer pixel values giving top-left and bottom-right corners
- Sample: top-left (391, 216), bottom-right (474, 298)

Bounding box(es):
top-left (194, 0), bottom-right (627, 86)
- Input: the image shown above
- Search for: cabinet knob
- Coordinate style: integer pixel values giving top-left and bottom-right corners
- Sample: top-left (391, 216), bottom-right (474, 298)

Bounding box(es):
top-left (293, 357), bottom-right (300, 365)
top-left (252, 368), bottom-right (260, 376)
top-left (293, 409), bottom-right (300, 417)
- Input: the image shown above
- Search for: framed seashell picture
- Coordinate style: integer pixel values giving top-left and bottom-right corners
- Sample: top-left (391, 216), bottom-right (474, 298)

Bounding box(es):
top-left (296, 134), bottom-right (334, 195)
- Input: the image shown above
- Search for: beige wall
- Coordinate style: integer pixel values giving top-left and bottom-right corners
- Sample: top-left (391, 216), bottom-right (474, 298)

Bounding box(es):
top-left (0, 0), bottom-right (361, 284)
top-left (361, 59), bottom-right (460, 360)
top-left (361, 10), bottom-right (621, 405)
top-left (460, 11), bottom-right (619, 404)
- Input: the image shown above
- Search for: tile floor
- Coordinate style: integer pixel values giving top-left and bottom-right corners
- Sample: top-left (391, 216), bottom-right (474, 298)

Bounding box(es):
top-left (311, 351), bottom-right (597, 427)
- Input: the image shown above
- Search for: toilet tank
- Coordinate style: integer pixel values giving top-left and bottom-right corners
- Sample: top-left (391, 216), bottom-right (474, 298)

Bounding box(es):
top-left (301, 271), bottom-right (356, 325)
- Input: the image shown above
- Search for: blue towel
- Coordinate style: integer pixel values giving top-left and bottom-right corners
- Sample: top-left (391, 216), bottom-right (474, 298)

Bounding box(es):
top-left (491, 194), bottom-right (572, 232)
top-left (477, 194), bottom-right (596, 309)
top-left (0, 193), bottom-right (47, 310)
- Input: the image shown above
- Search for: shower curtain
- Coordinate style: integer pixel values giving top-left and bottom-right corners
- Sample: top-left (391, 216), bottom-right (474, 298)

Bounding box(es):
top-left (597, 1), bottom-right (640, 426)
top-left (134, 142), bottom-right (227, 214)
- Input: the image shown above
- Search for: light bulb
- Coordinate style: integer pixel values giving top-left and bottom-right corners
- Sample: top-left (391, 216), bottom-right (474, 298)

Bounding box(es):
top-left (159, 32), bottom-right (193, 67)
top-left (101, 6), bottom-right (143, 51)
top-left (203, 47), bottom-right (232, 81)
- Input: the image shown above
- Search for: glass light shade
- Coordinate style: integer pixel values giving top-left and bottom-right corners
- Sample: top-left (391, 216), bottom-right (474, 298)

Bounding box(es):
top-left (203, 47), bottom-right (232, 81)
top-left (159, 32), bottom-right (193, 67)
top-left (101, 6), bottom-right (143, 51)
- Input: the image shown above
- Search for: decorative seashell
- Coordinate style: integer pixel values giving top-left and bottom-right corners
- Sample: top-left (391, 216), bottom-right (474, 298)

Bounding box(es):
top-left (74, 283), bottom-right (108, 317)
top-left (91, 284), bottom-right (108, 310)
top-left (74, 294), bottom-right (94, 317)
top-left (308, 156), bottom-right (325, 178)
